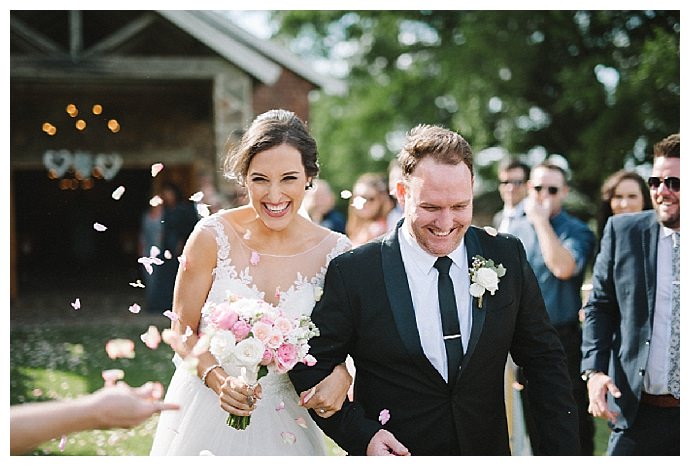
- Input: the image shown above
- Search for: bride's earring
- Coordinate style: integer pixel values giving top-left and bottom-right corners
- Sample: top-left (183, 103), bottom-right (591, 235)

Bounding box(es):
top-left (305, 180), bottom-right (313, 190)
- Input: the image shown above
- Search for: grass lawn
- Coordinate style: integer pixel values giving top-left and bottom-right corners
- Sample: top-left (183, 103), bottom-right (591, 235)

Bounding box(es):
top-left (10, 319), bottom-right (608, 456)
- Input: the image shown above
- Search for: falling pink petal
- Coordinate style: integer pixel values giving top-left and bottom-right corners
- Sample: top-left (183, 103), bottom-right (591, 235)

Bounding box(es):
top-left (151, 163), bottom-right (164, 177)
top-left (181, 325), bottom-right (193, 343)
top-left (295, 417), bottom-right (308, 429)
top-left (149, 246), bottom-right (161, 258)
top-left (164, 249), bottom-right (172, 260)
top-left (102, 369), bottom-right (125, 386)
top-left (161, 328), bottom-right (180, 350)
top-left (105, 339), bottom-right (136, 359)
top-left (243, 229), bottom-right (252, 240)
top-left (378, 408), bottom-right (390, 425)
top-left (141, 325), bottom-right (161, 349)
top-left (178, 255), bottom-right (188, 271)
top-left (303, 354), bottom-right (317, 367)
top-left (250, 250), bottom-right (260, 266)
top-left (129, 303), bottom-right (141, 314)
top-left (484, 226), bottom-right (498, 237)
top-left (129, 279), bottom-right (145, 288)
top-left (301, 386), bottom-right (316, 405)
top-left (275, 401), bottom-right (285, 412)
top-left (149, 195), bottom-right (163, 207)
top-left (70, 298), bottom-right (81, 310)
top-left (189, 191), bottom-right (204, 202)
top-left (59, 435), bottom-right (67, 451)
top-left (512, 381), bottom-right (525, 391)
top-left (340, 190), bottom-right (352, 199)
top-left (163, 309), bottom-right (179, 322)
top-left (281, 432), bottom-right (297, 445)
top-left (93, 222), bottom-right (107, 232)
top-left (111, 186), bottom-right (125, 200)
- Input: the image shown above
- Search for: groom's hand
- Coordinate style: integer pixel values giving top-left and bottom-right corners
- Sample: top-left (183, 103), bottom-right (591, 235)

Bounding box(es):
top-left (366, 429), bottom-right (411, 456)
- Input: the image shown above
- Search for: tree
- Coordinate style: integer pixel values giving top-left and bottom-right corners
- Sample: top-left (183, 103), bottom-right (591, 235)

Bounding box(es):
top-left (272, 10), bottom-right (679, 221)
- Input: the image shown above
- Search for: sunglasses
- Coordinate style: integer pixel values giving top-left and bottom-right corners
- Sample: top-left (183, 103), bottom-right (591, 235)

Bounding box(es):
top-left (499, 180), bottom-right (525, 186)
top-left (647, 176), bottom-right (680, 192)
top-left (533, 185), bottom-right (559, 195)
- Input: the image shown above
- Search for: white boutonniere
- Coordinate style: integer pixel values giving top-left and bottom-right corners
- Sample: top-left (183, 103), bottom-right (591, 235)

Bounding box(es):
top-left (469, 255), bottom-right (506, 308)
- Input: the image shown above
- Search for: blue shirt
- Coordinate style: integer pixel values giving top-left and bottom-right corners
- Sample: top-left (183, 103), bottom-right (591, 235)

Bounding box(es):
top-left (509, 210), bottom-right (595, 327)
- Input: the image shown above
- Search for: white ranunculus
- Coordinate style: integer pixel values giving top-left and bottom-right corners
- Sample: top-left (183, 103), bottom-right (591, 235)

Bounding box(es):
top-left (469, 282), bottom-right (486, 298)
top-left (209, 329), bottom-right (236, 363)
top-left (474, 268), bottom-right (500, 295)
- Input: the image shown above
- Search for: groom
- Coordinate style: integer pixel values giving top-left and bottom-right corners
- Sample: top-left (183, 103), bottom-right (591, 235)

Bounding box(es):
top-left (289, 124), bottom-right (579, 455)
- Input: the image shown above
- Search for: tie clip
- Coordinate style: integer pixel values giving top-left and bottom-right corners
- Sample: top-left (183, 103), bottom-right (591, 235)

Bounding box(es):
top-left (443, 334), bottom-right (462, 340)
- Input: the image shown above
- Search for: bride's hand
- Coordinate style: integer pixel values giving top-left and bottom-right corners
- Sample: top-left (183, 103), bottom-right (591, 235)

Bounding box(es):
top-left (300, 363), bottom-right (352, 418)
top-left (219, 376), bottom-right (263, 416)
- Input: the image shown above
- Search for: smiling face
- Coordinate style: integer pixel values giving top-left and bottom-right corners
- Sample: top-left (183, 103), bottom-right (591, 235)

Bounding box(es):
top-left (650, 156), bottom-right (680, 230)
top-left (398, 157), bottom-right (474, 256)
top-left (246, 144), bottom-right (309, 231)
top-left (610, 178), bottom-right (645, 215)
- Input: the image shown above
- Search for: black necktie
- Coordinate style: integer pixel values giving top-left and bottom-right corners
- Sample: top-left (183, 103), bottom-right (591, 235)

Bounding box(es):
top-left (434, 256), bottom-right (463, 384)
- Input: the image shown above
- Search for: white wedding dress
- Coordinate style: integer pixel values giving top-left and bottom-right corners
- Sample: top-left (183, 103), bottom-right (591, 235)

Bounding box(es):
top-left (150, 212), bottom-right (351, 456)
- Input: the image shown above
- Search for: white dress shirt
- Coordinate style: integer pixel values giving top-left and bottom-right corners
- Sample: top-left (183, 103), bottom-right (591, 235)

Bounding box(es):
top-left (398, 220), bottom-right (472, 382)
top-left (645, 227), bottom-right (677, 394)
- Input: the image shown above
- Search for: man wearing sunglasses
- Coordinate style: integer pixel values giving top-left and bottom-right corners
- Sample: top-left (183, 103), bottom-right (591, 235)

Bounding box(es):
top-left (508, 161), bottom-right (597, 455)
top-left (581, 133), bottom-right (680, 455)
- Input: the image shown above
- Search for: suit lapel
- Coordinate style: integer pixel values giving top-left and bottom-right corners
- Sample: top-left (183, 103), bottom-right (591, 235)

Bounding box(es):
top-left (458, 227), bottom-right (487, 375)
top-left (642, 213), bottom-right (660, 320)
top-left (381, 227), bottom-right (445, 384)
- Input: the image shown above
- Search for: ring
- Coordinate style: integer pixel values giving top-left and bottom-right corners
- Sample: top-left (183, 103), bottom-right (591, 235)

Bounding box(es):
top-left (247, 395), bottom-right (255, 406)
top-left (319, 408), bottom-right (326, 414)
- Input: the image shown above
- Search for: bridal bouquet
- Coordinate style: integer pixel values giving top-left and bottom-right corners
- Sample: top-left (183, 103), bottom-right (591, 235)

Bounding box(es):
top-left (200, 294), bottom-right (320, 430)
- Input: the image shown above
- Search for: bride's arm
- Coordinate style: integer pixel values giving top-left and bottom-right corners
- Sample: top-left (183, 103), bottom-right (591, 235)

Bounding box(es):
top-left (299, 363), bottom-right (353, 418)
top-left (171, 225), bottom-right (259, 417)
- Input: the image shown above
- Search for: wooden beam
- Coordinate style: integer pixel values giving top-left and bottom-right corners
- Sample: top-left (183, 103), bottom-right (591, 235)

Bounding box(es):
top-left (10, 16), bottom-right (67, 56)
top-left (81, 12), bottom-right (157, 59)
top-left (10, 56), bottom-right (244, 80)
top-left (69, 11), bottom-right (83, 59)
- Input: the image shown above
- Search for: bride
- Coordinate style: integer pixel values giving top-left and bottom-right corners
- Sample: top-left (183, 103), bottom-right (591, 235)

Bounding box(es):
top-left (150, 109), bottom-right (352, 455)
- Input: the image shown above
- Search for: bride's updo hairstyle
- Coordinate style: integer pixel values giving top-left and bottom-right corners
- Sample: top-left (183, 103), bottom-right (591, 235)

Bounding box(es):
top-left (223, 109), bottom-right (319, 186)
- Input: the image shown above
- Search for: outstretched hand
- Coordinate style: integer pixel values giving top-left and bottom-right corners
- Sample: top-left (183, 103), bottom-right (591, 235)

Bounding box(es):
top-left (586, 372), bottom-right (621, 423)
top-left (91, 381), bottom-right (179, 429)
top-left (366, 429), bottom-right (411, 456)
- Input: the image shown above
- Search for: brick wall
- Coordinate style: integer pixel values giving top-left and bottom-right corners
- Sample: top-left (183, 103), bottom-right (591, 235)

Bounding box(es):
top-left (252, 68), bottom-right (316, 123)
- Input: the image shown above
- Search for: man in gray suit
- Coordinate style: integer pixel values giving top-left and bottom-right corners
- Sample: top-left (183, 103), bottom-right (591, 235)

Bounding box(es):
top-left (581, 133), bottom-right (680, 455)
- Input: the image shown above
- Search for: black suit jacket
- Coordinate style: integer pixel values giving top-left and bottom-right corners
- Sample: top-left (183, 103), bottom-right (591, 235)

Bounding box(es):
top-left (290, 225), bottom-right (579, 455)
top-left (581, 210), bottom-right (661, 429)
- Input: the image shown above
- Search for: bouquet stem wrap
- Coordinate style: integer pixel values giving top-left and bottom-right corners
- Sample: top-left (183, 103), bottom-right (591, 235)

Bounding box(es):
top-left (227, 366), bottom-right (269, 430)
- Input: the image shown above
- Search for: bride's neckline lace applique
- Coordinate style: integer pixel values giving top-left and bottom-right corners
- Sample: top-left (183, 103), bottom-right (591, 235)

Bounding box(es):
top-left (198, 213), bottom-right (350, 310)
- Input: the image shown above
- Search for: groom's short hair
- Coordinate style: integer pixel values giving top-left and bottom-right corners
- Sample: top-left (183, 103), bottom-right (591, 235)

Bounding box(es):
top-left (397, 124), bottom-right (473, 179)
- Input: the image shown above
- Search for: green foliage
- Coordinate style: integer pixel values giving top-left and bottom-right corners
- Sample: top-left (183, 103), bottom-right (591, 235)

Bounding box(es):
top-left (275, 10), bottom-right (679, 222)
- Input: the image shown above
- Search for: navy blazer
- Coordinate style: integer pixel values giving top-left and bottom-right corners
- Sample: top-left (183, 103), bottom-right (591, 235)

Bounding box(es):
top-left (581, 210), bottom-right (660, 430)
top-left (290, 224), bottom-right (579, 455)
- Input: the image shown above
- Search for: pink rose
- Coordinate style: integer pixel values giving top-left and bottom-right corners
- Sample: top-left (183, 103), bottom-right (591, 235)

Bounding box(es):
top-left (274, 316), bottom-right (293, 336)
top-left (261, 348), bottom-right (274, 365)
top-left (276, 343), bottom-right (298, 370)
top-left (252, 321), bottom-right (273, 343)
top-left (210, 302), bottom-right (239, 330)
top-left (231, 320), bottom-right (252, 340)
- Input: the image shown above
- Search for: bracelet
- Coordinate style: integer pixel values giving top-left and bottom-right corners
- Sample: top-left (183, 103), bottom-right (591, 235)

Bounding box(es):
top-left (201, 363), bottom-right (222, 387)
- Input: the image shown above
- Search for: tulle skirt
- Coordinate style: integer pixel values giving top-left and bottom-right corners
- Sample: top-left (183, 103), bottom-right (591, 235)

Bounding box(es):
top-left (150, 359), bottom-right (327, 456)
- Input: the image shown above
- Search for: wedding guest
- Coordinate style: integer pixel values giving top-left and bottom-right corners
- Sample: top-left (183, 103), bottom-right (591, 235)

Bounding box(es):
top-left (581, 133), bottom-right (680, 455)
top-left (596, 169), bottom-right (653, 242)
top-left (346, 172), bottom-right (394, 247)
top-left (303, 178), bottom-right (346, 233)
top-left (11, 382), bottom-right (178, 455)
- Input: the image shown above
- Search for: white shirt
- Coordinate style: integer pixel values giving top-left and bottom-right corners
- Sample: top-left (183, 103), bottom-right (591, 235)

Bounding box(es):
top-left (645, 227), bottom-right (678, 394)
top-left (498, 200), bottom-right (525, 234)
top-left (398, 220), bottom-right (472, 382)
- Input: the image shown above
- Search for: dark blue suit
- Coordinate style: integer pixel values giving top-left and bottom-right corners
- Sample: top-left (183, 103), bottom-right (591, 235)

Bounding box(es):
top-left (581, 210), bottom-right (680, 454)
top-left (290, 224), bottom-right (579, 455)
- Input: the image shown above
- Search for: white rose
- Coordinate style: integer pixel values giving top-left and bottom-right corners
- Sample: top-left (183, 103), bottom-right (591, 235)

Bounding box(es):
top-left (474, 268), bottom-right (500, 295)
top-left (233, 337), bottom-right (265, 369)
top-left (209, 329), bottom-right (236, 364)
